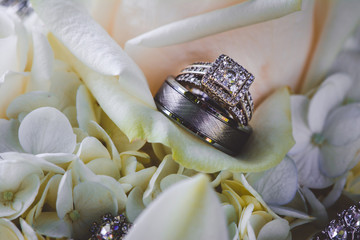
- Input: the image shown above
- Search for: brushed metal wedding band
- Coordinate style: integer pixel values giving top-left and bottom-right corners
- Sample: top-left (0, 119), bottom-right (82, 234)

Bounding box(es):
top-left (154, 76), bottom-right (252, 156)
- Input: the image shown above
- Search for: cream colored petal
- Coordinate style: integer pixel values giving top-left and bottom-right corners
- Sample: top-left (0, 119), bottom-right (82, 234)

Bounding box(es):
top-left (125, 175), bottom-right (228, 240)
top-left (36, 153), bottom-right (77, 165)
top-left (49, 70), bottom-right (81, 110)
top-left (0, 218), bottom-right (24, 240)
top-left (86, 158), bottom-right (120, 179)
top-left (76, 85), bottom-right (99, 132)
top-left (20, 218), bottom-right (39, 240)
top-left (0, 160), bottom-right (42, 191)
top-left (301, 0), bottom-right (360, 93)
top-left (1, 152), bottom-right (65, 174)
top-left (87, 121), bottom-right (120, 162)
top-left (9, 174), bottom-right (41, 220)
top-left (234, 174), bottom-right (279, 219)
top-left (160, 174), bottom-right (189, 191)
top-left (239, 204), bottom-right (254, 238)
top-left (0, 71), bottom-right (28, 118)
top-left (126, 186), bottom-right (146, 222)
top-left (125, 0), bottom-right (301, 48)
top-left (31, 0), bottom-right (154, 106)
top-left (76, 136), bottom-right (111, 163)
top-left (257, 219), bottom-right (290, 240)
top-left (33, 212), bottom-right (71, 238)
top-left (269, 206), bottom-right (312, 220)
top-left (101, 113), bottom-right (146, 153)
top-left (29, 31), bottom-right (53, 92)
top-left (18, 107), bottom-right (76, 154)
top-left (6, 91), bottom-right (60, 119)
top-left (119, 166), bottom-right (157, 191)
top-left (56, 170), bottom-right (73, 219)
top-left (143, 155), bottom-right (179, 205)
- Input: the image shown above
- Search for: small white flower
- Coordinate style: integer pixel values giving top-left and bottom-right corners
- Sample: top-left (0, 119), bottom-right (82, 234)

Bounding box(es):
top-left (0, 159), bottom-right (43, 220)
top-left (0, 107), bottom-right (77, 165)
top-left (34, 169), bottom-right (118, 239)
top-left (289, 73), bottom-right (360, 189)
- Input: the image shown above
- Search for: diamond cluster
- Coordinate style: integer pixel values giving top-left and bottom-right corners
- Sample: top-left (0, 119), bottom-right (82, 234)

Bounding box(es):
top-left (202, 55), bottom-right (254, 106)
top-left (313, 203), bottom-right (360, 240)
top-left (175, 55), bottom-right (255, 126)
top-left (89, 213), bottom-right (132, 240)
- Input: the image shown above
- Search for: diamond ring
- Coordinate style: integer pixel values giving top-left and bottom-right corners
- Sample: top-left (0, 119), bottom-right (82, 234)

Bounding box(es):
top-left (154, 76), bottom-right (251, 155)
top-left (175, 55), bottom-right (254, 126)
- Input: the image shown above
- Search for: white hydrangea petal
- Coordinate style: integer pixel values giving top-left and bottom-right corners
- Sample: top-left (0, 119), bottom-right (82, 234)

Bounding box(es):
top-left (126, 187), bottom-right (146, 222)
top-left (73, 182), bottom-right (118, 239)
top-left (288, 95), bottom-right (312, 155)
top-left (125, 175), bottom-right (228, 240)
top-left (322, 175), bottom-right (347, 208)
top-left (119, 166), bottom-right (157, 191)
top-left (160, 174), bottom-right (189, 192)
top-left (301, 0), bottom-right (360, 92)
top-left (33, 212), bottom-right (72, 238)
top-left (9, 174), bottom-right (41, 220)
top-left (323, 103), bottom-right (360, 146)
top-left (31, 0), bottom-right (154, 106)
top-left (29, 31), bottom-right (53, 92)
top-left (0, 160), bottom-right (42, 191)
top-left (269, 206), bottom-right (312, 220)
top-left (0, 218), bottom-right (24, 240)
top-left (36, 153), bottom-right (77, 165)
top-left (7, 91), bottom-right (60, 119)
top-left (257, 219), bottom-right (290, 240)
top-left (320, 139), bottom-right (360, 177)
top-left (77, 136), bottom-right (111, 163)
top-left (56, 170), bottom-right (73, 219)
top-left (0, 119), bottom-right (22, 152)
top-left (125, 0), bottom-right (301, 48)
top-left (86, 158), bottom-right (120, 179)
top-left (307, 73), bottom-right (352, 133)
top-left (291, 146), bottom-right (333, 189)
top-left (300, 187), bottom-right (328, 224)
top-left (87, 121), bottom-right (120, 162)
top-left (0, 71), bottom-right (28, 118)
top-left (247, 156), bottom-right (298, 206)
top-left (18, 107), bottom-right (76, 154)
top-left (20, 218), bottom-right (38, 240)
top-left (1, 152), bottom-right (65, 174)
top-left (143, 155), bottom-right (179, 206)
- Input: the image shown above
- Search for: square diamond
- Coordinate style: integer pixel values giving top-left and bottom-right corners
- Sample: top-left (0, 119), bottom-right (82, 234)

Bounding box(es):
top-left (202, 55), bottom-right (254, 106)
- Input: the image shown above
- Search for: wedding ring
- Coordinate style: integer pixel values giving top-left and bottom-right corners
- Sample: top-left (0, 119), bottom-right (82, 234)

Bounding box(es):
top-left (175, 55), bottom-right (254, 126)
top-left (154, 76), bottom-right (251, 156)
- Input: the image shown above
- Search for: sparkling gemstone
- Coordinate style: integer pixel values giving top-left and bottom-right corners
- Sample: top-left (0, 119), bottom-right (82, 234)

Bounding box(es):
top-left (230, 85), bottom-right (238, 93)
top-left (223, 69), bottom-right (237, 84)
top-left (344, 206), bottom-right (360, 228)
top-left (327, 221), bottom-right (347, 239)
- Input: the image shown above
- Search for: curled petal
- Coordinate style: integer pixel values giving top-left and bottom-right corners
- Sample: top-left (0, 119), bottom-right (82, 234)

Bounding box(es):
top-left (0, 218), bottom-right (24, 240)
top-left (125, 175), bottom-right (228, 240)
top-left (257, 219), bottom-right (291, 240)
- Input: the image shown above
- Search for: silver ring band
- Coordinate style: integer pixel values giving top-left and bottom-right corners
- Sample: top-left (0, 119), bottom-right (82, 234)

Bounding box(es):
top-left (154, 76), bottom-right (251, 156)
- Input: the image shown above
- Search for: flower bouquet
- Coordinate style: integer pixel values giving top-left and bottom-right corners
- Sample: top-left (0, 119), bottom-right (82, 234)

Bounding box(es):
top-left (1, 0), bottom-right (360, 239)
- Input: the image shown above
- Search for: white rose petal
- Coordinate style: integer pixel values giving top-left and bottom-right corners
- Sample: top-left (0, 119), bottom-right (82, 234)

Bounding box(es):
top-left (125, 175), bottom-right (228, 240)
top-left (0, 218), bottom-right (24, 240)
